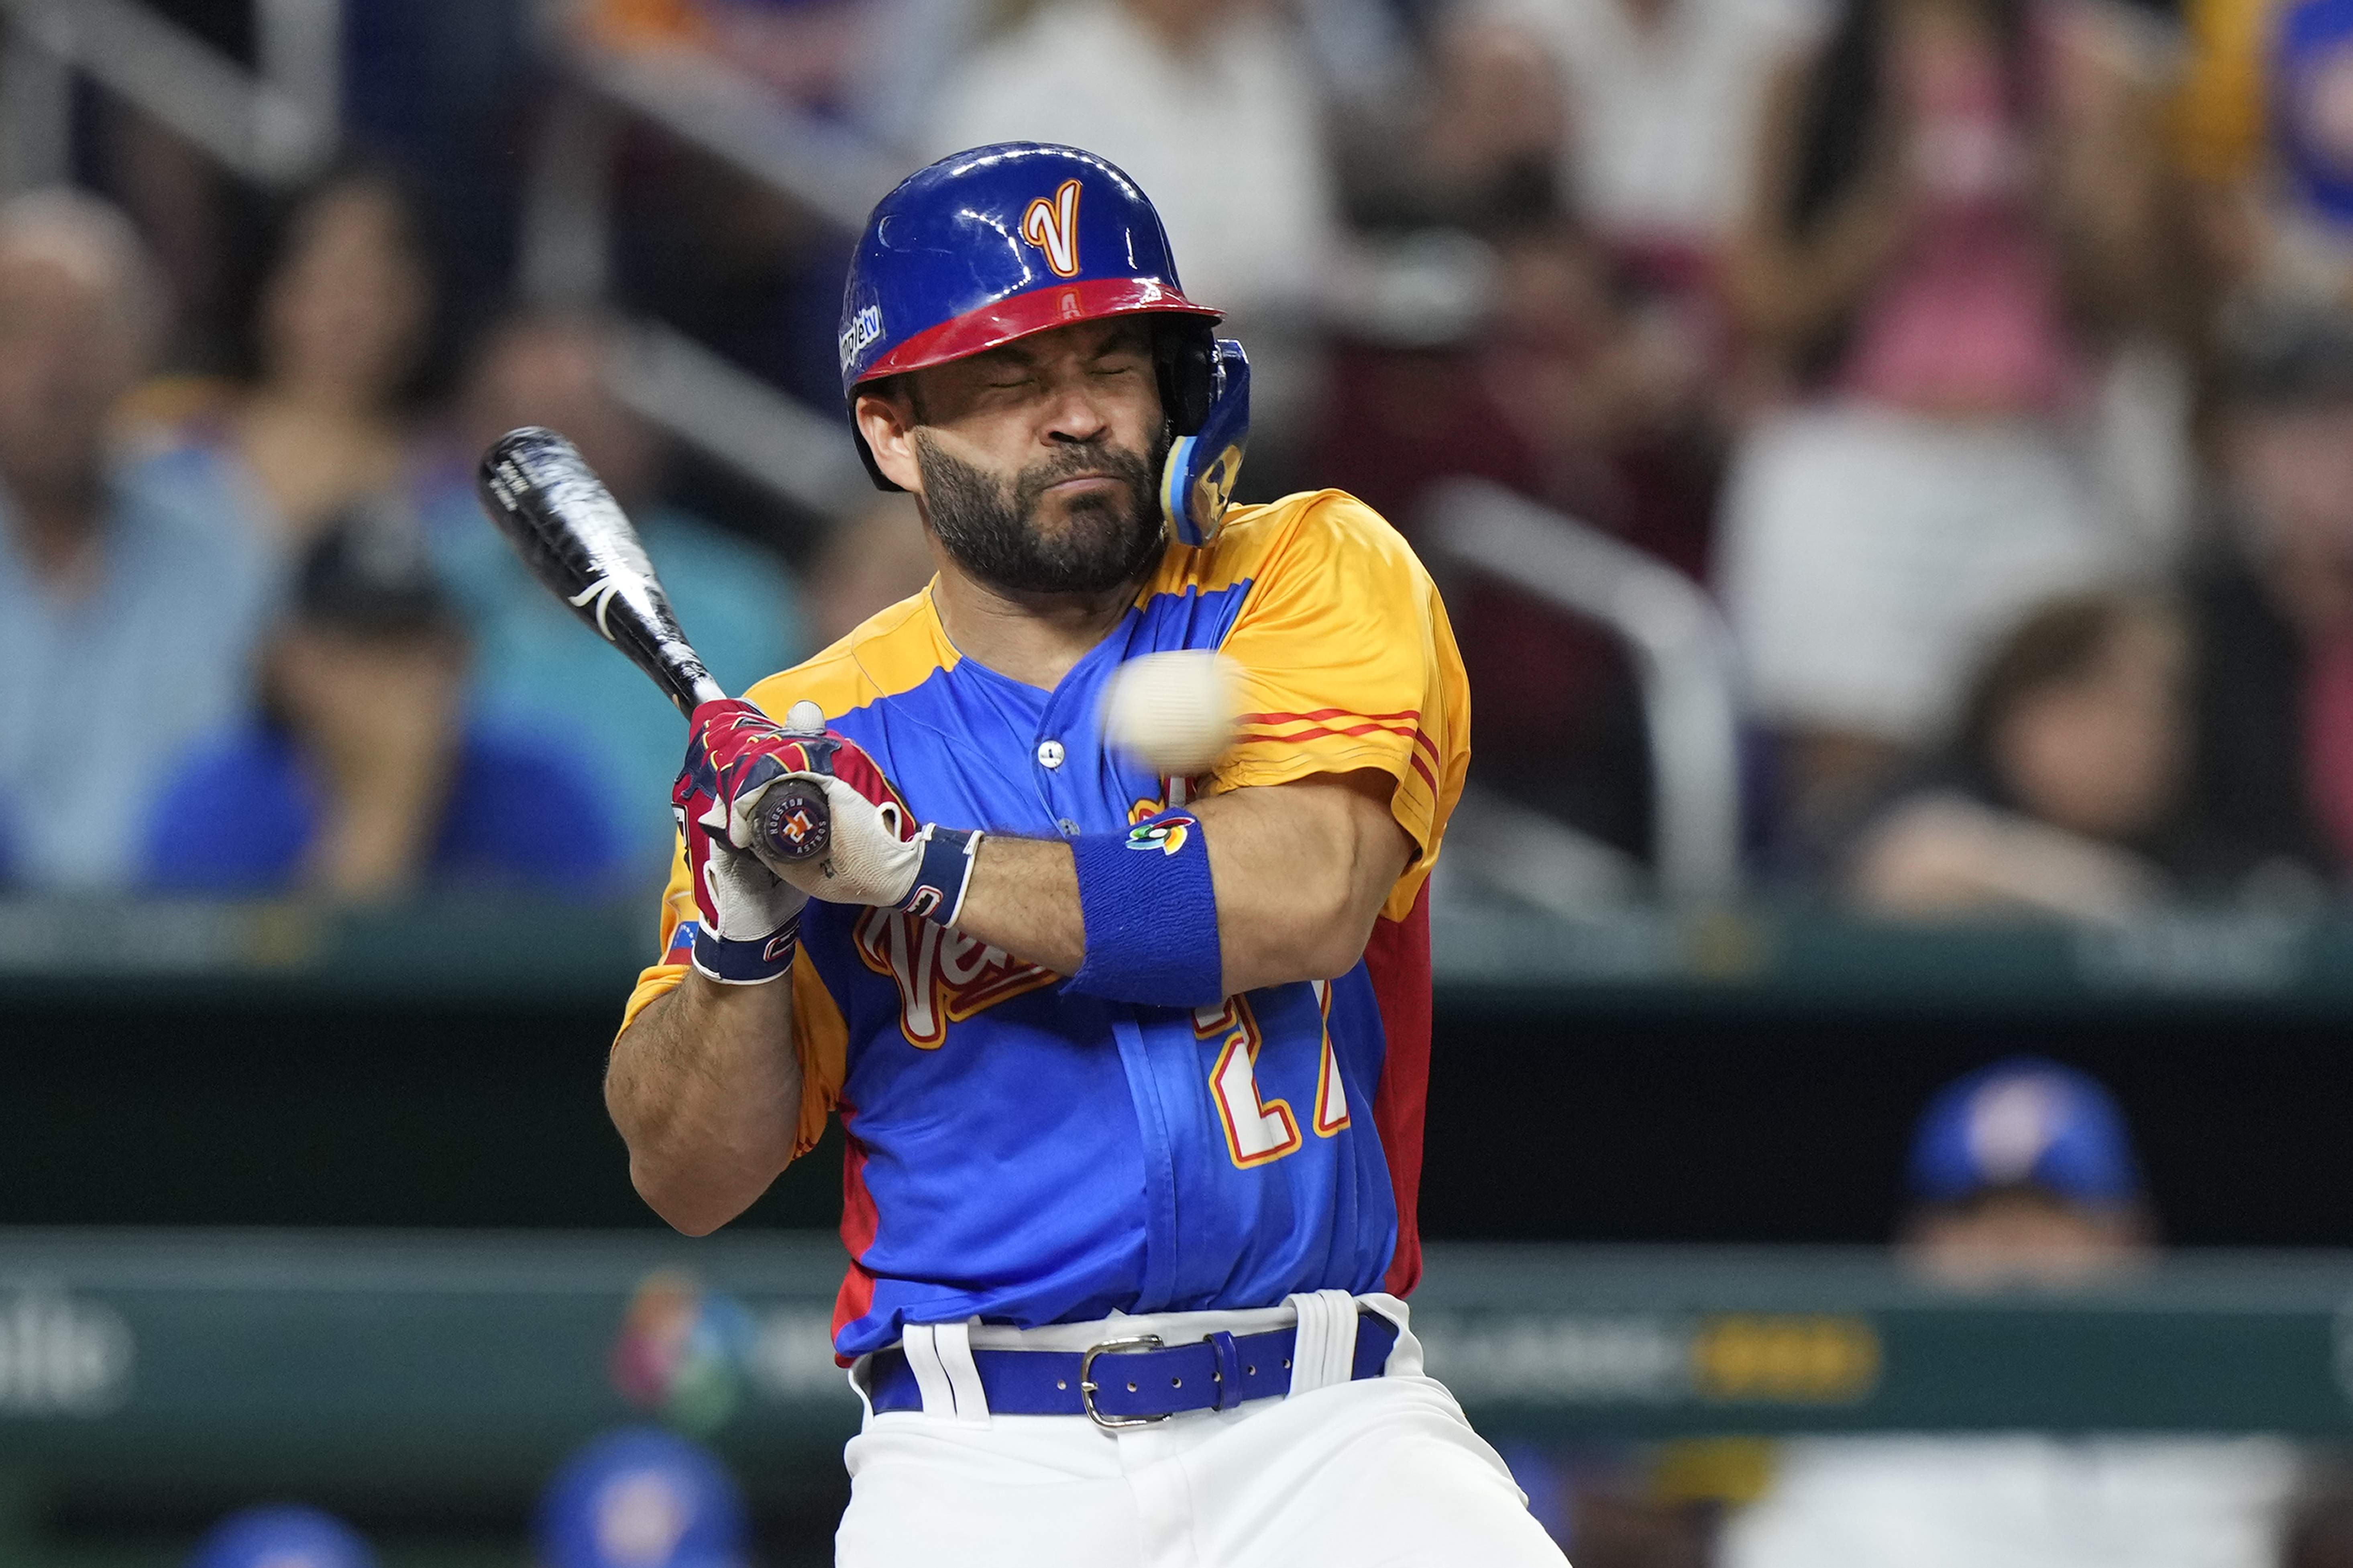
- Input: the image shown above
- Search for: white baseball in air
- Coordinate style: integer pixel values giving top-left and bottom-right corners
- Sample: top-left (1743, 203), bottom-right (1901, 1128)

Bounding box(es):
top-left (784, 699), bottom-right (826, 734)
top-left (1100, 651), bottom-right (1243, 775)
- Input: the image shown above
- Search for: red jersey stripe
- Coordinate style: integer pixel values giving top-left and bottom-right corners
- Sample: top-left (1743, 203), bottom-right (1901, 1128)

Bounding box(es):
top-left (1237, 721), bottom-right (1424, 750)
top-left (1238, 721), bottom-right (1416, 741)
top-left (1243, 713), bottom-right (1441, 762)
top-left (1240, 707), bottom-right (1422, 725)
top-left (832, 1101), bottom-right (881, 1364)
top-left (1365, 884), bottom-right (1433, 1297)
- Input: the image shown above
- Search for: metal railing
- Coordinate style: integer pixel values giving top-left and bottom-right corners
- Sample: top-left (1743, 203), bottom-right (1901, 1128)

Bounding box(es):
top-left (562, 37), bottom-right (904, 235)
top-left (0, 0), bottom-right (339, 190)
top-left (606, 317), bottom-right (872, 519)
top-left (1422, 479), bottom-right (1744, 902)
top-left (0, 0), bottom-right (866, 521)
top-left (515, 14), bottom-right (915, 517)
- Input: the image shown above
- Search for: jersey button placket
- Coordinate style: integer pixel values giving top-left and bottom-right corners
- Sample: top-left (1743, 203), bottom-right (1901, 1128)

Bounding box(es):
top-left (1036, 739), bottom-right (1080, 835)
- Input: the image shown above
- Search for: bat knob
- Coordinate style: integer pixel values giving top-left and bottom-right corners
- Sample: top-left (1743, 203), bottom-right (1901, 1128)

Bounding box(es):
top-left (759, 778), bottom-right (832, 863)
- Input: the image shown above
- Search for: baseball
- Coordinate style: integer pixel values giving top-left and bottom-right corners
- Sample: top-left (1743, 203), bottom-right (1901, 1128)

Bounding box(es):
top-left (1100, 650), bottom-right (1243, 775)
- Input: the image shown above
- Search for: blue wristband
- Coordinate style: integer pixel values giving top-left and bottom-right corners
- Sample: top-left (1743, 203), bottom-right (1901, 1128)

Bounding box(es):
top-left (690, 914), bottom-right (800, 985)
top-left (1066, 810), bottom-right (1223, 1008)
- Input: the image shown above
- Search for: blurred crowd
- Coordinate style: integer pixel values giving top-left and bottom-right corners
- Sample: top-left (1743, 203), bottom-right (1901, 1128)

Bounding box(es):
top-left (16, 0), bottom-right (2353, 915)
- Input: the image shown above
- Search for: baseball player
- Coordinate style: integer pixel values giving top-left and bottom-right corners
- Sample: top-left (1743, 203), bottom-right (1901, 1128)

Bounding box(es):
top-left (608, 142), bottom-right (1565, 1566)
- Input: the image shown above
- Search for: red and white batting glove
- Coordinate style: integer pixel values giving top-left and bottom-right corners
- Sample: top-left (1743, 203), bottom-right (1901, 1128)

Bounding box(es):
top-left (672, 699), bottom-right (813, 984)
top-left (755, 726), bottom-right (987, 928)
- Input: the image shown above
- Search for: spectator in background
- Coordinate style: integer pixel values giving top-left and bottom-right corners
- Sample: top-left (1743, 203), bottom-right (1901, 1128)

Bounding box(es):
top-left (566, 0), bottom-right (892, 411)
top-left (1410, 0), bottom-right (1818, 456)
top-left (2175, 310), bottom-right (2353, 889)
top-left (1722, 1057), bottom-right (2298, 1568)
top-left (189, 1505), bottom-right (374, 1568)
top-left (1314, 22), bottom-right (1717, 856)
top-left (1848, 591), bottom-right (2190, 918)
top-left (2176, 0), bottom-right (2353, 315)
top-left (1898, 1056), bottom-right (2155, 1285)
top-left (1340, 14), bottom-right (1570, 235)
top-left (192, 169), bottom-right (436, 550)
top-left (144, 507), bottom-right (618, 901)
top-left (0, 189), bottom-right (275, 891)
top-left (1470, 0), bottom-right (1825, 294)
top-left (1715, 0), bottom-right (2196, 861)
top-left (535, 1427), bottom-right (747, 1568)
top-left (925, 0), bottom-right (1344, 481)
top-left (420, 311), bottom-right (803, 876)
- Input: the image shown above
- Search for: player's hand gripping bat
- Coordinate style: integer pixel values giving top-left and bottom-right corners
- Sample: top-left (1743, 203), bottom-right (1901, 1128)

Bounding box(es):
top-left (475, 426), bottom-right (831, 863)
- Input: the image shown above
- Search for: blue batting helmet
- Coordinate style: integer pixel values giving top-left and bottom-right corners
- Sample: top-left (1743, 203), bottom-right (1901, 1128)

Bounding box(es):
top-left (839, 141), bottom-right (1251, 548)
top-left (534, 1427), bottom-right (748, 1568)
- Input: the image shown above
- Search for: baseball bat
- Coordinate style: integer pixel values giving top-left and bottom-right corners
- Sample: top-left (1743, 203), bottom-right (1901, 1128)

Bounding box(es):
top-left (475, 426), bottom-right (831, 863)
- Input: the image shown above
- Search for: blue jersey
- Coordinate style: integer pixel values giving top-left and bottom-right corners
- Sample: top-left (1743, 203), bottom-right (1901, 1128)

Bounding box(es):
top-left (623, 491), bottom-right (1470, 1357)
top-left (143, 715), bottom-right (620, 896)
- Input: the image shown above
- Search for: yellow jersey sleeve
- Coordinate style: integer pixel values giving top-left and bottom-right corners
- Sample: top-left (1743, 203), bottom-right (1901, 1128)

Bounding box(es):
top-left (1204, 491), bottom-right (1472, 921)
top-left (615, 832), bottom-right (847, 1159)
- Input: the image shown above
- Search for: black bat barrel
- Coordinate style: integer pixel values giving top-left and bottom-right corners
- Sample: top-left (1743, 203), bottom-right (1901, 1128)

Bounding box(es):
top-left (476, 426), bottom-right (831, 865)
top-left (477, 426), bottom-right (724, 718)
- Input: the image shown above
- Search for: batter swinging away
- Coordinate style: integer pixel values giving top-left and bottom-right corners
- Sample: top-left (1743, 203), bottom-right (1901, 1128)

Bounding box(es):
top-left (609, 143), bottom-right (1567, 1566)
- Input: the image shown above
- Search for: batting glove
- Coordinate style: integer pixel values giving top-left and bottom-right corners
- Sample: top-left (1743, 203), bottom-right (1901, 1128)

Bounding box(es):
top-left (754, 728), bottom-right (986, 928)
top-left (673, 700), bottom-right (812, 984)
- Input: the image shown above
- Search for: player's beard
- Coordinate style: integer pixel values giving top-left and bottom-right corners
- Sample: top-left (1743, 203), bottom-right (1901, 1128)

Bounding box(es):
top-left (915, 430), bottom-right (1168, 597)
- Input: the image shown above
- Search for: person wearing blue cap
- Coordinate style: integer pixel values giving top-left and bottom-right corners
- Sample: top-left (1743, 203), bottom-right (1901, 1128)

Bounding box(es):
top-left (1720, 1058), bottom-right (2299, 1568)
top-left (188, 1505), bottom-right (375, 1568)
top-left (534, 1427), bottom-right (748, 1568)
top-left (1899, 1055), bottom-right (2152, 1290)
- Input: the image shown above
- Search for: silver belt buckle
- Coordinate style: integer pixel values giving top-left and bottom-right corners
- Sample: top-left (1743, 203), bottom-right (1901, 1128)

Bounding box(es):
top-left (1078, 1334), bottom-right (1168, 1430)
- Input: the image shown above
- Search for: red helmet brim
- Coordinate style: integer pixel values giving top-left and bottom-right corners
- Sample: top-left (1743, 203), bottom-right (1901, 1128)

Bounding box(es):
top-left (854, 277), bottom-right (1220, 388)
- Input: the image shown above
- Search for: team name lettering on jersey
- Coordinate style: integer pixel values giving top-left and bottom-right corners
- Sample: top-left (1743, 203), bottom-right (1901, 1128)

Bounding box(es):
top-left (854, 906), bottom-right (1058, 1049)
top-left (1021, 179), bottom-right (1083, 278)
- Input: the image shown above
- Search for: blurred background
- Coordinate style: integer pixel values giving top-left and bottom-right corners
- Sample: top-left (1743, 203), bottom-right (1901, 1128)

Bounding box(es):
top-left (14, 0), bottom-right (2353, 1561)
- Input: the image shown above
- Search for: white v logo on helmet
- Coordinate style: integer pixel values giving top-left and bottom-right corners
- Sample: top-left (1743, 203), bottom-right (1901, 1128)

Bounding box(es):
top-left (1021, 179), bottom-right (1083, 277)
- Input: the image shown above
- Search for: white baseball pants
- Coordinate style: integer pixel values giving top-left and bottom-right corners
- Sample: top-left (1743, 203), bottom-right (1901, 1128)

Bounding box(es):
top-left (834, 1293), bottom-right (1568, 1568)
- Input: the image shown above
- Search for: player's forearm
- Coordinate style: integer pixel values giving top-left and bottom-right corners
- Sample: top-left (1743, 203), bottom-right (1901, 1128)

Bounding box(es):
top-left (951, 836), bottom-right (1088, 975)
top-left (1193, 774), bottom-right (1405, 991)
top-left (951, 774), bottom-right (1406, 996)
top-left (606, 972), bottom-right (801, 1235)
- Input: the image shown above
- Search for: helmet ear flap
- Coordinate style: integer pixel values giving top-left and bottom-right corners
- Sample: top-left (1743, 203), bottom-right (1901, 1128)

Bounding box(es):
top-left (1154, 319), bottom-right (1216, 436)
top-left (1157, 337), bottom-right (1250, 549)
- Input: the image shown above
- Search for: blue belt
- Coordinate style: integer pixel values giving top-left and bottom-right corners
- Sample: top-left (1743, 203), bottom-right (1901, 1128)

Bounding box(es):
top-left (867, 1315), bottom-right (1400, 1429)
